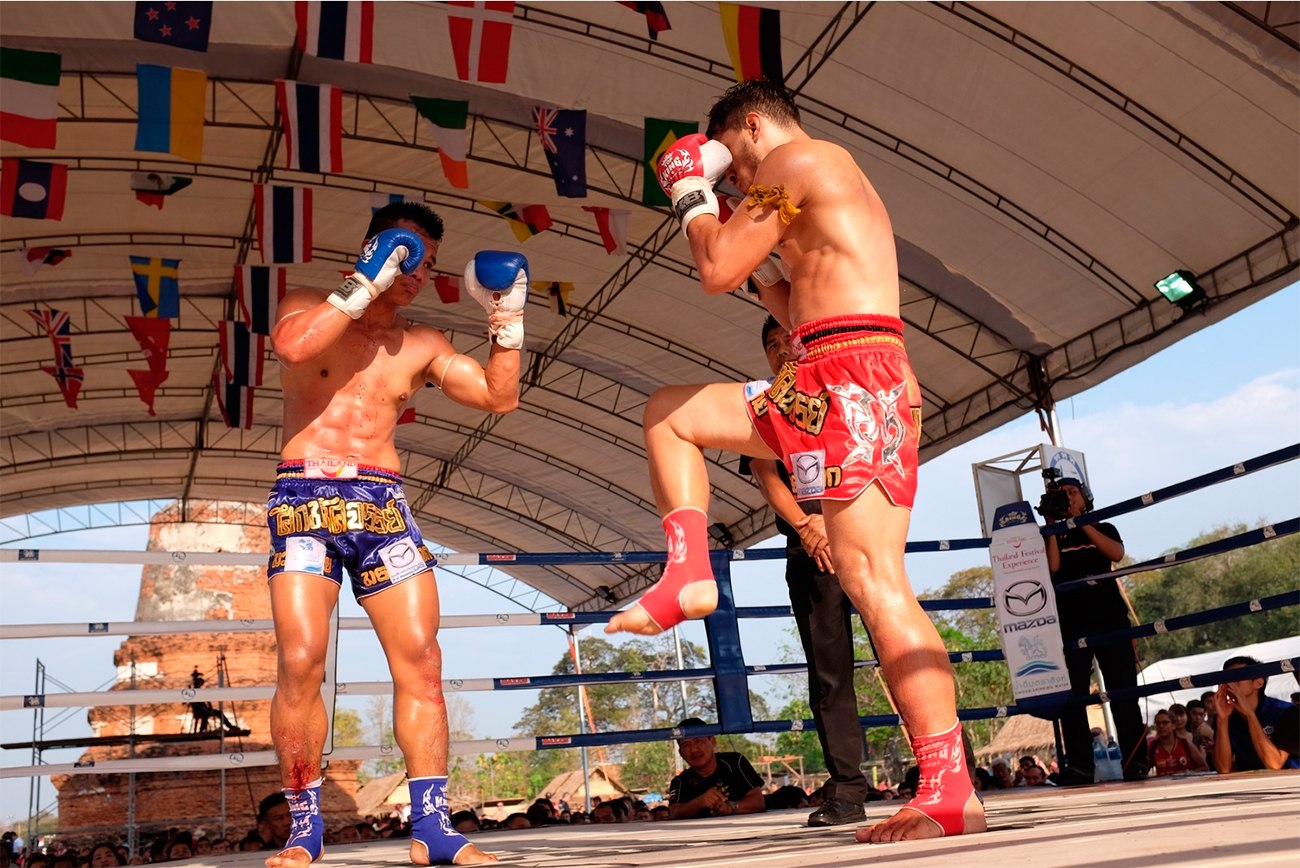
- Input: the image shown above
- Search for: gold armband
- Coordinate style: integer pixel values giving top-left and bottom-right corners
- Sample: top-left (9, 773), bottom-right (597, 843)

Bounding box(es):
top-left (746, 183), bottom-right (802, 225)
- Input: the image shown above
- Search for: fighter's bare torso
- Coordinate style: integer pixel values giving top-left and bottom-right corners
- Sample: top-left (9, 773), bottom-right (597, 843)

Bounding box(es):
top-left (277, 301), bottom-right (446, 470)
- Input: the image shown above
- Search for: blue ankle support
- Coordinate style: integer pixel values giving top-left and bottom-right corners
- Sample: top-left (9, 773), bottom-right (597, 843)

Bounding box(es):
top-left (281, 778), bottom-right (324, 862)
top-left (409, 776), bottom-right (471, 865)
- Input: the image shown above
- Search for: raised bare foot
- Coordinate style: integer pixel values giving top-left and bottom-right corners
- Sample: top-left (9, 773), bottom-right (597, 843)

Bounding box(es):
top-left (604, 580), bottom-right (717, 635)
top-left (410, 839), bottom-right (498, 865)
top-left (265, 846), bottom-right (321, 868)
top-left (855, 790), bottom-right (986, 843)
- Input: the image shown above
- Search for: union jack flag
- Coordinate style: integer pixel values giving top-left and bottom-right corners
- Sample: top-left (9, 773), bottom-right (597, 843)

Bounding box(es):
top-left (28, 308), bottom-right (74, 369)
top-left (534, 107), bottom-right (559, 153)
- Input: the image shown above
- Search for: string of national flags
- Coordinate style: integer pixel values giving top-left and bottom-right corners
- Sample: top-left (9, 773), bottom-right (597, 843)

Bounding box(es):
top-left (5, 1), bottom-right (784, 422)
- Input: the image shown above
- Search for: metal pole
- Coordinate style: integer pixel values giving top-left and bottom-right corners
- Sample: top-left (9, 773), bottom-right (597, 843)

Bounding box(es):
top-left (218, 653), bottom-right (227, 840)
top-left (571, 627), bottom-right (592, 814)
top-left (127, 655), bottom-right (138, 858)
top-left (672, 627), bottom-right (687, 775)
top-left (27, 659), bottom-right (45, 848)
top-left (1048, 404), bottom-right (1064, 447)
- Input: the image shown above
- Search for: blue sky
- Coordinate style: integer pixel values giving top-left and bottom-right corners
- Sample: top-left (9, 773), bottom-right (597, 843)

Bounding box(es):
top-left (2, 285), bottom-right (1297, 826)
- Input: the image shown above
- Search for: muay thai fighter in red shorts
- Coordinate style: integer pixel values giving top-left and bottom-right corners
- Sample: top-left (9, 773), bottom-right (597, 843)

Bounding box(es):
top-left (605, 79), bottom-right (986, 843)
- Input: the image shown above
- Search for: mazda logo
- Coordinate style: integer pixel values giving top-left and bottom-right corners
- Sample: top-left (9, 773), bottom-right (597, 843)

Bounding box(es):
top-left (1003, 580), bottom-right (1048, 617)
top-left (795, 455), bottom-right (820, 484)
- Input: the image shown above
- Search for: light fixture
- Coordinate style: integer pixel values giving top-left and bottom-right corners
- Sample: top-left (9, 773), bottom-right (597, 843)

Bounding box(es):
top-left (1154, 269), bottom-right (1208, 313)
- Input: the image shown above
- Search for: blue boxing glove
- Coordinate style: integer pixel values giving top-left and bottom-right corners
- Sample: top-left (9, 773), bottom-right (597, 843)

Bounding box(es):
top-left (465, 251), bottom-right (529, 349)
top-left (328, 228), bottom-right (425, 319)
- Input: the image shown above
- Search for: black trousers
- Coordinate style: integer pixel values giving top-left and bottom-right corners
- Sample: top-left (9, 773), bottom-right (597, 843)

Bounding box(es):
top-left (786, 550), bottom-right (867, 802)
top-left (1059, 622), bottom-right (1148, 780)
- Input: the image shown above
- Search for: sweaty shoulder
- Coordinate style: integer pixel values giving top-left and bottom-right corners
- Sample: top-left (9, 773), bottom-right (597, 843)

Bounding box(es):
top-left (752, 140), bottom-right (863, 214)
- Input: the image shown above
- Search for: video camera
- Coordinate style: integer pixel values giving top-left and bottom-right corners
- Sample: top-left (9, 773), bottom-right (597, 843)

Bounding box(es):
top-left (1035, 467), bottom-right (1071, 520)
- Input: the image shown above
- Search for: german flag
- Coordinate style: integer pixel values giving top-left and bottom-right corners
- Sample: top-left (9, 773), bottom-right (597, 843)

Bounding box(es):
top-left (719, 4), bottom-right (783, 86)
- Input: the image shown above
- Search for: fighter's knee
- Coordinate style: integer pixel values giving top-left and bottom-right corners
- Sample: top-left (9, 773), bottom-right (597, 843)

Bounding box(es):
top-left (277, 645), bottom-right (327, 683)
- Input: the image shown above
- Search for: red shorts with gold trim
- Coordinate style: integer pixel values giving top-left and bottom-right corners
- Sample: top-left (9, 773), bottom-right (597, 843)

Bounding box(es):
top-left (744, 314), bottom-right (922, 507)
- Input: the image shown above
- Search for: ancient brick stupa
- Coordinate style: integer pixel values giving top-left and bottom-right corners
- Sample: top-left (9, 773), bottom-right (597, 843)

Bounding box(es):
top-left (52, 501), bottom-right (360, 839)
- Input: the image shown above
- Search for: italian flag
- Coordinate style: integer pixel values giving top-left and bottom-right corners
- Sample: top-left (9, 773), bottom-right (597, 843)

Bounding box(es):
top-left (412, 96), bottom-right (470, 189)
top-left (0, 47), bottom-right (61, 149)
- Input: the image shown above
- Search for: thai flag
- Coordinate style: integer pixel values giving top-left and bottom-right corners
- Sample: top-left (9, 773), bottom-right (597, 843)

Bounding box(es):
top-left (295, 1), bottom-right (373, 63)
top-left (234, 265), bottom-right (288, 335)
top-left (213, 370), bottom-right (254, 429)
top-left (254, 184), bottom-right (313, 263)
top-left (219, 320), bottom-right (266, 387)
top-left (276, 80), bottom-right (343, 173)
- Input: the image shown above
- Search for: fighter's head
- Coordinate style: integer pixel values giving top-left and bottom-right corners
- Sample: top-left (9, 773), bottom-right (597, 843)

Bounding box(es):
top-left (706, 78), bottom-right (801, 138)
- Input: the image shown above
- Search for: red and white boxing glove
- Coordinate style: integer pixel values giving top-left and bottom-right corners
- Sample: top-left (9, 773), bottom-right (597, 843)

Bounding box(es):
top-left (656, 133), bottom-right (733, 232)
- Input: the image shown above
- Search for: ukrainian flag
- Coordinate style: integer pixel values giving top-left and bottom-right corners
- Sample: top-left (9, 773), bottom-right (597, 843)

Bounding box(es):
top-left (135, 64), bottom-right (206, 163)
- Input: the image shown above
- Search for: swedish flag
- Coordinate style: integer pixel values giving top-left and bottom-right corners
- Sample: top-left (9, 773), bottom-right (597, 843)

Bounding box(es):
top-left (130, 256), bottom-right (181, 318)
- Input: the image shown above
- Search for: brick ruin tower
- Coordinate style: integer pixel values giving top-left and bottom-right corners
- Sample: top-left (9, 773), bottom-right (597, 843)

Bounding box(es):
top-left (52, 501), bottom-right (360, 839)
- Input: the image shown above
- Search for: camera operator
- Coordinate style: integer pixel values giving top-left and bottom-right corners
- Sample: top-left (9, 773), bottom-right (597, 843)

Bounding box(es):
top-left (1040, 474), bottom-right (1149, 784)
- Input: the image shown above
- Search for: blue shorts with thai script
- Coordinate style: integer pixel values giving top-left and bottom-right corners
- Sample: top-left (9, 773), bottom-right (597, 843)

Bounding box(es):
top-left (266, 461), bottom-right (436, 599)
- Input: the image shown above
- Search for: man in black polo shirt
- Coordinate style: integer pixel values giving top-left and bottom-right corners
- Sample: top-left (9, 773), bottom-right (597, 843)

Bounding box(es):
top-left (1043, 475), bottom-right (1148, 783)
top-left (1212, 655), bottom-right (1299, 773)
top-left (667, 718), bottom-right (766, 819)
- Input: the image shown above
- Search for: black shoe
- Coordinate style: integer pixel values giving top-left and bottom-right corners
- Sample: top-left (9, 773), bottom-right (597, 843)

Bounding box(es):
top-left (807, 798), bottom-right (865, 827)
top-left (1055, 767), bottom-right (1095, 787)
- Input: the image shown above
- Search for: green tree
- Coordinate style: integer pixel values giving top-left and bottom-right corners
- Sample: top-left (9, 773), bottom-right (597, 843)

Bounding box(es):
top-left (364, 695), bottom-right (403, 779)
top-left (332, 707), bottom-right (365, 746)
top-left (1127, 524), bottom-right (1299, 662)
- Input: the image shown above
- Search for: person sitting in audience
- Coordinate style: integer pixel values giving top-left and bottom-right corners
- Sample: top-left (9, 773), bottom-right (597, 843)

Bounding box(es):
top-left (1213, 656), bottom-right (1300, 772)
top-left (256, 791), bottom-right (292, 850)
top-left (764, 784), bottom-right (811, 810)
top-left (990, 760), bottom-right (1015, 790)
top-left (1185, 699), bottom-right (1216, 754)
top-left (667, 717), bottom-right (766, 819)
top-left (590, 803), bottom-right (618, 824)
top-left (1022, 764), bottom-right (1051, 787)
top-left (651, 805), bottom-right (671, 821)
top-left (450, 811), bottom-right (481, 834)
top-left (1148, 708), bottom-right (1209, 775)
top-left (502, 813), bottom-right (530, 830)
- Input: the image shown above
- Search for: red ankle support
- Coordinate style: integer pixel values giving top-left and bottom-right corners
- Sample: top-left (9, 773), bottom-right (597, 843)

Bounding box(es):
top-left (636, 508), bottom-right (714, 631)
top-left (901, 722), bottom-right (976, 837)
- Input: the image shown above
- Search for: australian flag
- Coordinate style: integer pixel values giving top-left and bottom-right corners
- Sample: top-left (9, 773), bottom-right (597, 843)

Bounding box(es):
top-left (533, 107), bottom-right (586, 198)
top-left (134, 2), bottom-right (213, 52)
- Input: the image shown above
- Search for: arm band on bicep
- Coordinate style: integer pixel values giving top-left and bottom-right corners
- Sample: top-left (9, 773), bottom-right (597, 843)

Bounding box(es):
top-left (435, 353), bottom-right (459, 390)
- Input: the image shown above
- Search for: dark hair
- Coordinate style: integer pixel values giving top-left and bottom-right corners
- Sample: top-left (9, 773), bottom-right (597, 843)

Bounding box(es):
top-left (366, 202), bottom-right (445, 242)
top-left (524, 804), bottom-right (552, 826)
top-left (760, 315), bottom-right (783, 350)
top-left (257, 791), bottom-right (287, 822)
top-left (88, 844), bottom-right (123, 867)
top-left (449, 810), bottom-right (480, 830)
top-left (764, 784), bottom-right (808, 810)
top-left (1186, 699), bottom-right (1205, 712)
top-left (706, 78), bottom-right (801, 139)
top-left (1223, 655), bottom-right (1266, 687)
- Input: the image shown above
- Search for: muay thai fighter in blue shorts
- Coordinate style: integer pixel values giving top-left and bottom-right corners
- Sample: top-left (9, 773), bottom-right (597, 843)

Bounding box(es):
top-left (264, 201), bottom-right (525, 867)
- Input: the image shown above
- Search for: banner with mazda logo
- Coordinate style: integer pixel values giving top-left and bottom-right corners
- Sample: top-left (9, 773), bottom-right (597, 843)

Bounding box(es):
top-left (990, 501), bottom-right (1071, 715)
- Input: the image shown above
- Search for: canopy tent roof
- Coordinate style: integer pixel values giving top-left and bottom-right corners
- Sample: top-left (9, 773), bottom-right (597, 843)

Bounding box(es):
top-left (3, 3), bottom-right (1296, 612)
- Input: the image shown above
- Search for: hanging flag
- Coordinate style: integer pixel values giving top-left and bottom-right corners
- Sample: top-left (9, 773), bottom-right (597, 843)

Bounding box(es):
top-left (133, 2), bottom-right (213, 52)
top-left (276, 80), bottom-right (344, 174)
top-left (369, 191), bottom-right (420, 214)
top-left (135, 64), bottom-right (207, 163)
top-left (41, 365), bottom-right (84, 409)
top-left (18, 246), bottom-right (72, 275)
top-left (411, 96), bottom-right (470, 189)
top-left (446, 2), bottom-right (515, 83)
top-left (125, 315), bottom-right (172, 377)
top-left (130, 172), bottom-right (193, 209)
top-left (213, 370), bottom-right (254, 429)
top-left (219, 320), bottom-right (266, 386)
top-left (0, 47), bottom-right (61, 148)
top-left (533, 280), bottom-right (574, 317)
top-left (27, 308), bottom-right (74, 370)
top-left (397, 407), bottom-right (417, 425)
top-left (533, 106), bottom-right (586, 198)
top-left (128, 368), bottom-right (169, 416)
top-left (254, 184), bottom-right (313, 263)
top-left (616, 2), bottom-right (671, 40)
top-left (130, 256), bottom-right (181, 318)
top-left (234, 265), bottom-right (288, 335)
top-left (1, 158), bottom-right (68, 220)
top-left (478, 200), bottom-right (551, 243)
top-left (642, 118), bottom-right (698, 206)
top-left (719, 3), bottom-right (783, 85)
top-left (296, 1), bottom-right (374, 63)
top-left (581, 206), bottom-right (628, 255)
top-left (433, 274), bottom-right (460, 304)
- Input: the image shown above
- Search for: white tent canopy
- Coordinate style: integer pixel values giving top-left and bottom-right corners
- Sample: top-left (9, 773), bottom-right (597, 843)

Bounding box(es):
top-left (3, 3), bottom-right (1296, 612)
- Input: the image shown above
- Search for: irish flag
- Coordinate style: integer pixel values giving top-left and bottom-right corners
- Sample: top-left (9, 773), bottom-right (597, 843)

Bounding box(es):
top-left (412, 96), bottom-right (470, 189)
top-left (0, 47), bottom-right (61, 148)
